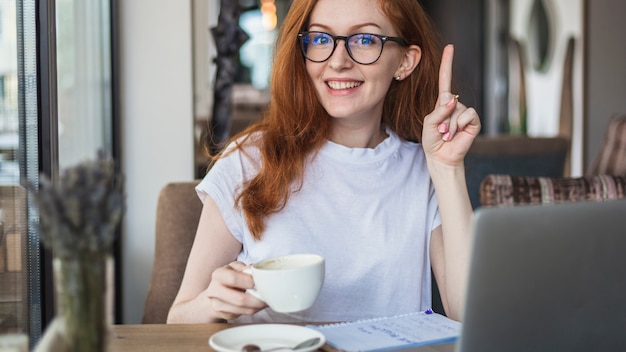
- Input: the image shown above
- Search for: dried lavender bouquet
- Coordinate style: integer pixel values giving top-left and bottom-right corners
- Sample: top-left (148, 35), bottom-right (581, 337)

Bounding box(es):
top-left (31, 152), bottom-right (124, 352)
top-left (33, 152), bottom-right (124, 260)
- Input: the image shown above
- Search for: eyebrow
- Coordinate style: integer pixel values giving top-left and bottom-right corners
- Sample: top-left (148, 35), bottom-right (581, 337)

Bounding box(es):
top-left (307, 22), bottom-right (383, 33)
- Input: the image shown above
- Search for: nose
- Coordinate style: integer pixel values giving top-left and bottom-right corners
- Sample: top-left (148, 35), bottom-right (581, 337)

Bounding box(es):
top-left (327, 39), bottom-right (353, 69)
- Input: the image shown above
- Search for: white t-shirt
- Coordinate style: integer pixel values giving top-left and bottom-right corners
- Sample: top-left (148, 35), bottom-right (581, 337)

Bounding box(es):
top-left (196, 128), bottom-right (441, 323)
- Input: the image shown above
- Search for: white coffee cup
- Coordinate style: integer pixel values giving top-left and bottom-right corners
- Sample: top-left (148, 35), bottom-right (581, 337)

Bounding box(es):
top-left (244, 254), bottom-right (325, 313)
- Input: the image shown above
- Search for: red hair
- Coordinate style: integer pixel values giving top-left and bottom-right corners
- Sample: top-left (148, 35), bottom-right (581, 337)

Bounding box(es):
top-left (212, 0), bottom-right (441, 239)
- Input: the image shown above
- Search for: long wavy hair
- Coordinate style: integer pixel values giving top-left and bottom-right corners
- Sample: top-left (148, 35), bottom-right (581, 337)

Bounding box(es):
top-left (211, 0), bottom-right (442, 239)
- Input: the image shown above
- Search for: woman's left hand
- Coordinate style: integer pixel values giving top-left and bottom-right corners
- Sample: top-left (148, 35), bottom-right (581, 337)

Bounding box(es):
top-left (421, 44), bottom-right (481, 166)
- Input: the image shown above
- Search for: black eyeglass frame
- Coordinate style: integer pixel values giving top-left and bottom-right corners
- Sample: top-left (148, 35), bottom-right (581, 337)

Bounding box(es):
top-left (297, 31), bottom-right (409, 65)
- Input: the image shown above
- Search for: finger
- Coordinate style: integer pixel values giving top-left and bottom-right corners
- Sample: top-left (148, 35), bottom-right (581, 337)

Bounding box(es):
top-left (445, 106), bottom-right (480, 142)
top-left (427, 93), bottom-right (456, 123)
top-left (438, 121), bottom-right (449, 134)
top-left (212, 264), bottom-right (255, 289)
top-left (208, 292), bottom-right (265, 320)
top-left (228, 261), bottom-right (250, 272)
top-left (441, 100), bottom-right (467, 141)
top-left (456, 106), bottom-right (480, 131)
top-left (206, 277), bottom-right (267, 312)
top-left (432, 98), bottom-right (458, 141)
top-left (438, 44), bottom-right (455, 97)
top-left (208, 283), bottom-right (265, 309)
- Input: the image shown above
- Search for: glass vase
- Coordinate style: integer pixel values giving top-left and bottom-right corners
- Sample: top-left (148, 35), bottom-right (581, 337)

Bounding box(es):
top-left (53, 254), bottom-right (113, 352)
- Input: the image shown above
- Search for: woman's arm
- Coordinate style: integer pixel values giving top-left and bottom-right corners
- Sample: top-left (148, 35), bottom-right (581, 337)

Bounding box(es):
top-left (428, 166), bottom-right (473, 321)
top-left (422, 45), bottom-right (481, 321)
top-left (166, 195), bottom-right (266, 323)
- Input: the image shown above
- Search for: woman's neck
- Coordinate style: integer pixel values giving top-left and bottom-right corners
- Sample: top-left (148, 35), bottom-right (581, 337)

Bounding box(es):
top-left (329, 123), bottom-right (388, 149)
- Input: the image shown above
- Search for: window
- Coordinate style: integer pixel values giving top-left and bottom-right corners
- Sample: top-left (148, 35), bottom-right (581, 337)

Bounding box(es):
top-left (0, 0), bottom-right (117, 346)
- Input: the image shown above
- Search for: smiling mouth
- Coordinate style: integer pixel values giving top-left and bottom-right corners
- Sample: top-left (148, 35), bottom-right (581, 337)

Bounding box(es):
top-left (326, 80), bottom-right (362, 90)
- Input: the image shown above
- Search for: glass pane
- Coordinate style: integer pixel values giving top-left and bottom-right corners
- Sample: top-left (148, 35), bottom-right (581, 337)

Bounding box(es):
top-left (0, 0), bottom-right (31, 338)
top-left (0, 1), bottom-right (18, 184)
top-left (56, 0), bottom-right (112, 167)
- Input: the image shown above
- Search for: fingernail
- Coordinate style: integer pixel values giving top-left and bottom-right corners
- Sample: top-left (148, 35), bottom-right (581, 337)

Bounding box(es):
top-left (438, 123), bottom-right (448, 133)
top-left (446, 96), bottom-right (457, 107)
top-left (442, 132), bottom-right (451, 141)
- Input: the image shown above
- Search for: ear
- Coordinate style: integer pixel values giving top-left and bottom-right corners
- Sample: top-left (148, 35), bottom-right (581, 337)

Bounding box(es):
top-left (395, 45), bottom-right (422, 80)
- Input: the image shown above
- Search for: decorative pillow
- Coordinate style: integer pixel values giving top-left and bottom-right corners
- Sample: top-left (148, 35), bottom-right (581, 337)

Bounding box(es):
top-left (479, 174), bottom-right (626, 207)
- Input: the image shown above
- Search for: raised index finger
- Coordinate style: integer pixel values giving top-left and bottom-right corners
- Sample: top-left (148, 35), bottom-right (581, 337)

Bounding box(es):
top-left (438, 44), bottom-right (455, 95)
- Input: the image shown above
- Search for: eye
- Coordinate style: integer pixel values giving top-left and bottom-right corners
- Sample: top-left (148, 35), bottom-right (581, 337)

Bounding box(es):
top-left (351, 34), bottom-right (380, 47)
top-left (310, 33), bottom-right (332, 46)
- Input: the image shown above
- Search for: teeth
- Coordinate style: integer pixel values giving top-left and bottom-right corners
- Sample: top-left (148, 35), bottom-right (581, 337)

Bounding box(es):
top-left (327, 81), bottom-right (361, 90)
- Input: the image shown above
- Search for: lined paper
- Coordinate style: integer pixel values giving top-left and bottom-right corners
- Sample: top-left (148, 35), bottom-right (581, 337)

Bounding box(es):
top-left (308, 310), bottom-right (461, 352)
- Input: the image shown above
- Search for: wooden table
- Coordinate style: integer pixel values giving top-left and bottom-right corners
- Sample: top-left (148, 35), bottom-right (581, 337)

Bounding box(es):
top-left (109, 323), bottom-right (457, 351)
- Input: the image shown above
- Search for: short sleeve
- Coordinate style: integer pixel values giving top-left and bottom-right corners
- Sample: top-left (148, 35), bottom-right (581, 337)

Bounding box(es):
top-left (195, 144), bottom-right (261, 243)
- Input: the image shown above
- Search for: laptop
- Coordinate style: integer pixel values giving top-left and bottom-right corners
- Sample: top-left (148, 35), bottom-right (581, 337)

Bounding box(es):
top-left (457, 199), bottom-right (626, 352)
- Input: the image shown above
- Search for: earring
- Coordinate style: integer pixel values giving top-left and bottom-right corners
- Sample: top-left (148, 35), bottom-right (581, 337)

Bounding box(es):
top-left (395, 75), bottom-right (402, 81)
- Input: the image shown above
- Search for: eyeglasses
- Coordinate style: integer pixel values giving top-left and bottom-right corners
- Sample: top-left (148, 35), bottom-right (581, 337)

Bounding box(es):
top-left (298, 31), bottom-right (408, 65)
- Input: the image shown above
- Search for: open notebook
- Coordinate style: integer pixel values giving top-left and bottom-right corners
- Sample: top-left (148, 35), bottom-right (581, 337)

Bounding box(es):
top-left (309, 309), bottom-right (460, 351)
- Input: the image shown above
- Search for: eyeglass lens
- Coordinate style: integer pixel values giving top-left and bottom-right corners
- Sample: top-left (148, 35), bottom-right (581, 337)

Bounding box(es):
top-left (300, 32), bottom-right (386, 65)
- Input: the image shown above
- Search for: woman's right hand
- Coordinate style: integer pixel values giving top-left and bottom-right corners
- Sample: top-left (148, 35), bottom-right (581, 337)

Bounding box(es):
top-left (202, 261), bottom-right (268, 321)
top-left (168, 196), bottom-right (261, 324)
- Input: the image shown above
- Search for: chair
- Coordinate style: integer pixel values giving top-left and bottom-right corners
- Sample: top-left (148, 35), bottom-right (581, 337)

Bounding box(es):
top-left (480, 174), bottom-right (626, 206)
top-left (142, 181), bottom-right (202, 324)
top-left (479, 113), bottom-right (626, 207)
top-left (464, 135), bottom-right (570, 208)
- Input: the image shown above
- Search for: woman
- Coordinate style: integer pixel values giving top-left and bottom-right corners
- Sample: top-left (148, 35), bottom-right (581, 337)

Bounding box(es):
top-left (168, 0), bottom-right (480, 324)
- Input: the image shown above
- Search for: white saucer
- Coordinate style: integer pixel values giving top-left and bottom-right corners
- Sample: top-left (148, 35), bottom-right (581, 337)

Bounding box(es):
top-left (209, 324), bottom-right (325, 352)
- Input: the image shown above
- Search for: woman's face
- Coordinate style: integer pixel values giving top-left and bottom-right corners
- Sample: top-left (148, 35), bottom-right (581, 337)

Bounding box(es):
top-left (304, 0), bottom-right (407, 126)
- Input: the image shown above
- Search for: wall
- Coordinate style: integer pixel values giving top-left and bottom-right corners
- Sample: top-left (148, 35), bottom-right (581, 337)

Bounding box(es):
top-left (119, 0), bottom-right (195, 323)
top-left (585, 0), bottom-right (626, 169)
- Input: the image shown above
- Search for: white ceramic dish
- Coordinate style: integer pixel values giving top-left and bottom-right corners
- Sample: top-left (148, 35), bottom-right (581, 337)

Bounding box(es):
top-left (208, 324), bottom-right (325, 352)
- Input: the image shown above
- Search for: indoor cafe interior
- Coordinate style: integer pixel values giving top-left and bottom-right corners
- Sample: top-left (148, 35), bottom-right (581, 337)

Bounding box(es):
top-left (0, 0), bottom-right (625, 350)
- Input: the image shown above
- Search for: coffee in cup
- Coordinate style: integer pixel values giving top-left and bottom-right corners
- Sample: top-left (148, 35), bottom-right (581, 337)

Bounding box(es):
top-left (245, 254), bottom-right (325, 313)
